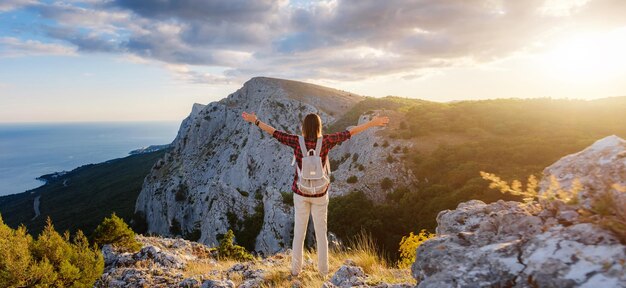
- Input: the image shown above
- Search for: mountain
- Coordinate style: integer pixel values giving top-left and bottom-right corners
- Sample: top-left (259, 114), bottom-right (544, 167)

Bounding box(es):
top-left (134, 77), bottom-right (417, 254)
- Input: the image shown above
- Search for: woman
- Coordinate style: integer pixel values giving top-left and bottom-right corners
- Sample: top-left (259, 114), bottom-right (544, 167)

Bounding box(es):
top-left (241, 111), bottom-right (389, 276)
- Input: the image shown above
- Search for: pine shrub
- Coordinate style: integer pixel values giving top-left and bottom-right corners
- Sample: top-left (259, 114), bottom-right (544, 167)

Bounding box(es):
top-left (347, 176), bottom-right (358, 184)
top-left (92, 213), bottom-right (141, 252)
top-left (0, 215), bottom-right (103, 287)
top-left (217, 229), bottom-right (254, 261)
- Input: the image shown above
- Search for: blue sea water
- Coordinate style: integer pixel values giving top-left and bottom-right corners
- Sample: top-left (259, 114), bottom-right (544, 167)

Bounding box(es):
top-left (0, 121), bottom-right (180, 196)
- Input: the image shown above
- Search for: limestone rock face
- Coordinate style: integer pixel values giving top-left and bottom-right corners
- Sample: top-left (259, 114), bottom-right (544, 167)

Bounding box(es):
top-left (412, 136), bottom-right (626, 288)
top-left (540, 135), bottom-right (626, 207)
top-left (330, 114), bottom-right (417, 202)
top-left (135, 77), bottom-right (416, 254)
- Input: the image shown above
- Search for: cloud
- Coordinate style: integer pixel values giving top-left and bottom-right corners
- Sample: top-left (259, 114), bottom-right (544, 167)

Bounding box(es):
top-left (0, 0), bottom-right (36, 12)
top-left (164, 64), bottom-right (234, 85)
top-left (0, 37), bottom-right (77, 57)
top-left (4, 0), bottom-right (626, 83)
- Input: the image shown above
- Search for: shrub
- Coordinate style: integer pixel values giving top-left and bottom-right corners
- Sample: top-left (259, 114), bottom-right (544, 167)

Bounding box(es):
top-left (175, 183), bottom-right (188, 202)
top-left (381, 178), bottom-right (393, 190)
top-left (386, 155), bottom-right (395, 163)
top-left (131, 211), bottom-right (148, 235)
top-left (0, 215), bottom-right (104, 287)
top-left (226, 202), bottom-right (265, 251)
top-left (92, 213), bottom-right (142, 252)
top-left (382, 140), bottom-right (389, 148)
top-left (217, 229), bottom-right (254, 261)
top-left (170, 218), bottom-right (182, 236)
top-left (185, 227), bottom-right (202, 242)
top-left (347, 176), bottom-right (358, 184)
top-left (480, 172), bottom-right (580, 205)
top-left (280, 191), bottom-right (293, 206)
top-left (481, 172), bottom-right (625, 243)
top-left (237, 188), bottom-right (249, 197)
top-left (397, 229), bottom-right (436, 268)
top-left (579, 184), bottom-right (626, 243)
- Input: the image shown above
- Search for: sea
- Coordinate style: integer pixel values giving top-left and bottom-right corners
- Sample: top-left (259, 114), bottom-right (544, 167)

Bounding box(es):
top-left (0, 121), bottom-right (180, 196)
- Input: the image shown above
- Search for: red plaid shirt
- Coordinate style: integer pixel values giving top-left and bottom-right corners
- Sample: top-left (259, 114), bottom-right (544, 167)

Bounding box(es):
top-left (273, 130), bottom-right (352, 197)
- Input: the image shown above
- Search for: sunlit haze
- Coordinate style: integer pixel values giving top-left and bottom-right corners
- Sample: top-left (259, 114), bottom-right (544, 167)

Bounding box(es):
top-left (1, 0), bottom-right (625, 122)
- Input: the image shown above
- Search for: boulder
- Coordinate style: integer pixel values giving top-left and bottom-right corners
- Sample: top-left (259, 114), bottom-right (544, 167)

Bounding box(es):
top-left (412, 136), bottom-right (626, 287)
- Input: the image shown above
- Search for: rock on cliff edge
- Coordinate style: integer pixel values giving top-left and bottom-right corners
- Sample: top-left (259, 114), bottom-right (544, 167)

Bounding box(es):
top-left (135, 77), bottom-right (416, 255)
top-left (412, 135), bottom-right (626, 287)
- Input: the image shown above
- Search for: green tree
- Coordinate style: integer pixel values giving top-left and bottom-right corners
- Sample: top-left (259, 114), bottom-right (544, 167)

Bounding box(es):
top-left (92, 213), bottom-right (141, 252)
top-left (0, 215), bottom-right (103, 287)
top-left (217, 229), bottom-right (254, 261)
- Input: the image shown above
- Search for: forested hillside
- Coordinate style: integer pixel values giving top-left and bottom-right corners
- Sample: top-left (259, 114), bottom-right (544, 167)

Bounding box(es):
top-left (328, 96), bottom-right (626, 259)
top-left (0, 150), bottom-right (167, 236)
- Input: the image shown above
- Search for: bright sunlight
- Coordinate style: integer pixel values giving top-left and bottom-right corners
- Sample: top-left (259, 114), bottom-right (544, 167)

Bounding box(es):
top-left (541, 27), bottom-right (626, 83)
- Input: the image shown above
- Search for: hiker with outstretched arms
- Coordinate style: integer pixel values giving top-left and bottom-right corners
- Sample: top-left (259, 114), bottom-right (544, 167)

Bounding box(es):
top-left (241, 111), bottom-right (389, 277)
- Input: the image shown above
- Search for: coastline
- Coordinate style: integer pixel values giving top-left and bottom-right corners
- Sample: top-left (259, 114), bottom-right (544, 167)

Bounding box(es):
top-left (2, 143), bottom-right (172, 198)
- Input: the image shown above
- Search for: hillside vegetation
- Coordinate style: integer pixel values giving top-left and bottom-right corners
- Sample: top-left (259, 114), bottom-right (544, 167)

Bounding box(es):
top-left (0, 149), bottom-right (167, 236)
top-left (328, 96), bottom-right (626, 260)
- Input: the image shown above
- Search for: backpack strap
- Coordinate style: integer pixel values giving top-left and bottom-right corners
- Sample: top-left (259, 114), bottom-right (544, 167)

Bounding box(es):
top-left (298, 136), bottom-right (308, 156)
top-left (295, 136), bottom-right (307, 178)
top-left (325, 156), bottom-right (331, 176)
top-left (314, 136), bottom-right (322, 156)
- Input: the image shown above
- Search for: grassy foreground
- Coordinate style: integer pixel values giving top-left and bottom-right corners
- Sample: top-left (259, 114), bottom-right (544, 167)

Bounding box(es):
top-left (184, 233), bottom-right (414, 287)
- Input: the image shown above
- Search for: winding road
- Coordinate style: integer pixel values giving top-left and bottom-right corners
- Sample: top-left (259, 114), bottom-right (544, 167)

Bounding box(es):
top-left (31, 195), bottom-right (40, 220)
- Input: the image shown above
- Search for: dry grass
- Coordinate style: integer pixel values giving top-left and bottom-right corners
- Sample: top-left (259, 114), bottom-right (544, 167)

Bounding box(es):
top-left (579, 184), bottom-right (626, 243)
top-left (182, 232), bottom-right (414, 287)
top-left (182, 260), bottom-right (215, 278)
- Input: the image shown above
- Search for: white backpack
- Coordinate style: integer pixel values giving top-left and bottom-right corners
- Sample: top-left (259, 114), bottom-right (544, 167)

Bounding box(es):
top-left (291, 136), bottom-right (331, 195)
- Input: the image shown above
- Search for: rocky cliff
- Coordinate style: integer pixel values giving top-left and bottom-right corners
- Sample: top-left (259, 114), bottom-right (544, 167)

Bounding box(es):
top-left (135, 77), bottom-right (416, 254)
top-left (412, 136), bottom-right (626, 287)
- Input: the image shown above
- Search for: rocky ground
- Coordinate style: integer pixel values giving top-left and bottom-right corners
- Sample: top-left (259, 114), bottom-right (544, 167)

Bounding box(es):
top-left (95, 235), bottom-right (414, 288)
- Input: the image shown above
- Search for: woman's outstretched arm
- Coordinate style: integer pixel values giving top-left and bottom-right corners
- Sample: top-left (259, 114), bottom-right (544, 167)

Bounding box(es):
top-left (348, 116), bottom-right (390, 136)
top-left (242, 111), bottom-right (276, 135)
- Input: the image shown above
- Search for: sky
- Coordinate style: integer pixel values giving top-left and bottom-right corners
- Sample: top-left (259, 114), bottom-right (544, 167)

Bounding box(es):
top-left (1, 0), bottom-right (626, 122)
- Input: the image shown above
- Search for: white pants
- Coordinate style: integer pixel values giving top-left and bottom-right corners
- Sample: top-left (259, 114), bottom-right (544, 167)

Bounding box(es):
top-left (291, 192), bottom-right (329, 275)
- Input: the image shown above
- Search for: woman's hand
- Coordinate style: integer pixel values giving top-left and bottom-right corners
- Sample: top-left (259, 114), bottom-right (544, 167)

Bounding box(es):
top-left (370, 116), bottom-right (390, 127)
top-left (242, 111), bottom-right (257, 123)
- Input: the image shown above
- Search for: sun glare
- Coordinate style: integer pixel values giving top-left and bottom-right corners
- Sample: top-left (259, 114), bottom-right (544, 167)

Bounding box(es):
top-left (540, 28), bottom-right (626, 83)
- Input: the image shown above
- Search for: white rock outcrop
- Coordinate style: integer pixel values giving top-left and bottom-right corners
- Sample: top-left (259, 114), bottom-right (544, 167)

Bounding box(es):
top-left (540, 135), bottom-right (626, 208)
top-left (412, 136), bottom-right (626, 287)
top-left (135, 77), bottom-right (415, 254)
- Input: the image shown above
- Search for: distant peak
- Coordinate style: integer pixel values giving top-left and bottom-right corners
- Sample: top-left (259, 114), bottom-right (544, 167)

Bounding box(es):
top-left (190, 103), bottom-right (206, 116)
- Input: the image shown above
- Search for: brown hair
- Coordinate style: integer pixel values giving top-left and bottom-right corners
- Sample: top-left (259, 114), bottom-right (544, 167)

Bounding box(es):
top-left (302, 113), bottom-right (322, 141)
